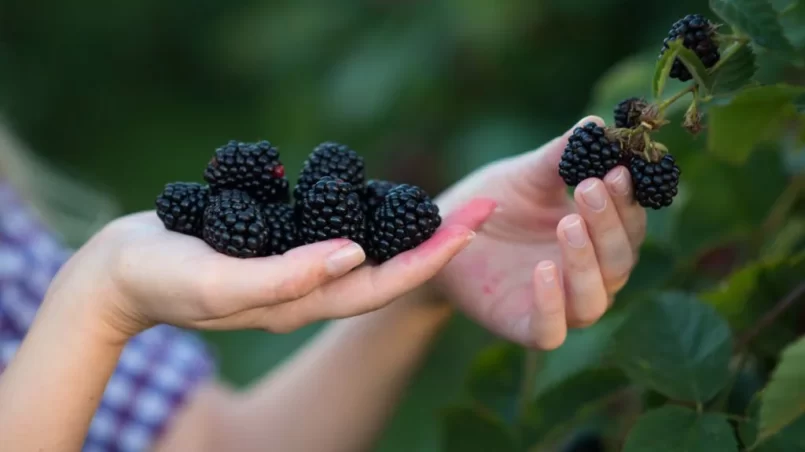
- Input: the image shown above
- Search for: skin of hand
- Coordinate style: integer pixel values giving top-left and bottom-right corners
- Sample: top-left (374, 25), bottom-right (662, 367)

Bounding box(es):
top-left (49, 200), bottom-right (495, 342)
top-left (434, 116), bottom-right (647, 350)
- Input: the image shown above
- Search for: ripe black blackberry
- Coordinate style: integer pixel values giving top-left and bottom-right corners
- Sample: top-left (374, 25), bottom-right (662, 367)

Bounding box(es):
top-left (261, 203), bottom-right (299, 256)
top-left (367, 184), bottom-right (441, 263)
top-left (155, 182), bottom-right (210, 237)
top-left (630, 154), bottom-right (681, 210)
top-left (293, 142), bottom-right (365, 203)
top-left (614, 98), bottom-right (648, 129)
top-left (660, 14), bottom-right (720, 82)
top-left (558, 122), bottom-right (624, 187)
top-left (364, 180), bottom-right (398, 213)
top-left (297, 176), bottom-right (365, 245)
top-left (204, 140), bottom-right (289, 203)
top-left (202, 189), bottom-right (268, 258)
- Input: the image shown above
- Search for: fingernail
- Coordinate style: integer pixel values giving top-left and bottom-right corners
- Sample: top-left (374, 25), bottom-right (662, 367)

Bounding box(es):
top-left (563, 218), bottom-right (586, 248)
top-left (466, 231), bottom-right (477, 243)
top-left (325, 243), bottom-right (365, 276)
top-left (611, 167), bottom-right (630, 196)
top-left (581, 181), bottom-right (607, 212)
top-left (537, 261), bottom-right (556, 287)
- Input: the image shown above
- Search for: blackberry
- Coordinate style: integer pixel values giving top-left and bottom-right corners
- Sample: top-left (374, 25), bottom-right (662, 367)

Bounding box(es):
top-left (558, 122), bottom-right (624, 187)
top-left (364, 179), bottom-right (398, 213)
top-left (297, 176), bottom-right (365, 245)
top-left (155, 182), bottom-right (209, 237)
top-left (630, 154), bottom-right (681, 210)
top-left (202, 189), bottom-right (268, 258)
top-left (660, 14), bottom-right (720, 82)
top-left (293, 142), bottom-right (365, 203)
top-left (614, 97), bottom-right (647, 129)
top-left (261, 203), bottom-right (299, 256)
top-left (204, 140), bottom-right (289, 203)
top-left (367, 184), bottom-right (441, 263)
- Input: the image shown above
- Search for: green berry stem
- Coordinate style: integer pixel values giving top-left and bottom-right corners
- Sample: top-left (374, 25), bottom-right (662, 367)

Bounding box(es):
top-left (708, 38), bottom-right (749, 74)
top-left (658, 85), bottom-right (696, 111)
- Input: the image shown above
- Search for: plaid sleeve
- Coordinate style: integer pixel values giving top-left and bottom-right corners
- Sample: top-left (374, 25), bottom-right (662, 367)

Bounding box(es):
top-left (0, 182), bottom-right (217, 452)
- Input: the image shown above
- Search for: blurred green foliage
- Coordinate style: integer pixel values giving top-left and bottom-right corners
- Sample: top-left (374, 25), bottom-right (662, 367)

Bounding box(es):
top-left (3, 0), bottom-right (798, 450)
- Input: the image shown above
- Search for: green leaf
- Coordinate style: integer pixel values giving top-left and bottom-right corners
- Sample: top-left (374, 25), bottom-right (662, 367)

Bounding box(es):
top-left (523, 369), bottom-right (629, 447)
top-left (671, 40), bottom-right (715, 93)
top-left (466, 342), bottom-right (524, 422)
top-left (780, 0), bottom-right (805, 49)
top-left (708, 84), bottom-right (805, 163)
top-left (711, 44), bottom-right (757, 94)
top-left (759, 337), bottom-right (805, 441)
top-left (534, 311), bottom-right (626, 395)
top-left (741, 399), bottom-right (805, 451)
top-left (623, 406), bottom-right (738, 452)
top-left (441, 406), bottom-right (520, 452)
top-left (611, 292), bottom-right (732, 403)
top-left (710, 0), bottom-right (795, 53)
top-left (654, 41), bottom-right (680, 98)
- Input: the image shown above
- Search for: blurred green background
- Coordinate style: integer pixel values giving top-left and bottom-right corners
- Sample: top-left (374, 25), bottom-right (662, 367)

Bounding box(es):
top-left (0, 0), bottom-right (729, 449)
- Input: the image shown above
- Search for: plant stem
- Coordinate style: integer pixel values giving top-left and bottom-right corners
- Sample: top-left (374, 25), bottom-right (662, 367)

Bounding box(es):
top-left (735, 282), bottom-right (805, 350)
top-left (658, 85), bottom-right (695, 111)
top-left (713, 351), bottom-right (749, 412)
top-left (709, 39), bottom-right (749, 74)
top-left (518, 350), bottom-right (541, 420)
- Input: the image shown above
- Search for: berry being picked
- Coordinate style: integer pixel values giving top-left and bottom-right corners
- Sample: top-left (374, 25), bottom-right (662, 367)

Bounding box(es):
top-left (155, 182), bottom-right (210, 237)
top-left (204, 140), bottom-right (289, 203)
top-left (367, 184), bottom-right (441, 263)
top-left (660, 14), bottom-right (720, 82)
top-left (202, 189), bottom-right (268, 258)
top-left (364, 179), bottom-right (398, 213)
top-left (558, 122), bottom-right (624, 187)
top-left (297, 176), bottom-right (365, 245)
top-left (614, 97), bottom-right (648, 129)
top-left (630, 154), bottom-right (681, 210)
top-left (261, 203), bottom-right (299, 256)
top-left (293, 142), bottom-right (365, 203)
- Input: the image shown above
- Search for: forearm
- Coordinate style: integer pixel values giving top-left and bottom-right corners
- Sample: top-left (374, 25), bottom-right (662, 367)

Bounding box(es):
top-left (215, 290), bottom-right (452, 452)
top-left (0, 290), bottom-right (128, 451)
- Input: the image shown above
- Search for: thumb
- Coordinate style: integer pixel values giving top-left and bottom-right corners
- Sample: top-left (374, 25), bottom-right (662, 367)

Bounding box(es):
top-left (517, 115), bottom-right (606, 195)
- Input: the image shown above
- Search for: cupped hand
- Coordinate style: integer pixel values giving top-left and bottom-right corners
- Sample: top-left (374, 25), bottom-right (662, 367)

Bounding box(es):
top-left (434, 116), bottom-right (647, 350)
top-left (48, 204), bottom-right (491, 339)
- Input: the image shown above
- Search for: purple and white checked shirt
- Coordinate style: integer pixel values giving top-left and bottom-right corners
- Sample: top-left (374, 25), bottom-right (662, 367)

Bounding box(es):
top-left (0, 181), bottom-right (216, 452)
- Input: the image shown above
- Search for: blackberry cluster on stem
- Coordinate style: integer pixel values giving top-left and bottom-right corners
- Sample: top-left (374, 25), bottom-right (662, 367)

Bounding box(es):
top-left (660, 14), bottom-right (720, 82)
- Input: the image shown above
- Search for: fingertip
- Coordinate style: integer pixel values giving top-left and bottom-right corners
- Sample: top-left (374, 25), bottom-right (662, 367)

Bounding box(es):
top-left (603, 166), bottom-right (632, 197)
top-left (574, 115), bottom-right (606, 129)
top-left (391, 225), bottom-right (475, 265)
top-left (441, 198), bottom-right (498, 230)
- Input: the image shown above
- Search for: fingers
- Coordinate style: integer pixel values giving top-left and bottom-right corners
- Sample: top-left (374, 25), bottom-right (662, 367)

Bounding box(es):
top-left (196, 239), bottom-right (365, 315)
top-left (603, 167), bottom-right (647, 250)
top-left (556, 214), bottom-right (608, 328)
top-left (529, 261), bottom-right (567, 350)
top-left (574, 178), bottom-right (635, 294)
top-left (261, 225), bottom-right (475, 332)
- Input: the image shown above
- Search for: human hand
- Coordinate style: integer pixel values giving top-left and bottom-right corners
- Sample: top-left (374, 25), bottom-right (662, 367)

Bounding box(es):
top-left (434, 116), bottom-right (646, 349)
top-left (47, 205), bottom-right (491, 341)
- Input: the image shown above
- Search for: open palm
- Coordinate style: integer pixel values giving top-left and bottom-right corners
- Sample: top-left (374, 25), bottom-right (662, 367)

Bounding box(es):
top-left (434, 117), bottom-right (646, 349)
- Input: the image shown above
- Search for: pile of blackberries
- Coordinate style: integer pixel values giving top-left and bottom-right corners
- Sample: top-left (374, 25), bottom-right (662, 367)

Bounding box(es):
top-left (156, 140), bottom-right (441, 261)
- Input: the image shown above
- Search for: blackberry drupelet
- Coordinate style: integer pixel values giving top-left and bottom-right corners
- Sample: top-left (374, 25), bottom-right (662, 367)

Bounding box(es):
top-left (204, 140), bottom-right (289, 203)
top-left (202, 189), bottom-right (268, 258)
top-left (660, 14), bottom-right (720, 82)
top-left (297, 176), bottom-right (365, 245)
top-left (293, 142), bottom-right (365, 203)
top-left (261, 203), bottom-right (299, 256)
top-left (614, 97), bottom-right (647, 129)
top-left (558, 122), bottom-right (624, 187)
top-left (155, 182), bottom-right (209, 237)
top-left (630, 154), bottom-right (681, 210)
top-left (367, 184), bottom-right (441, 263)
top-left (364, 179), bottom-right (398, 213)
